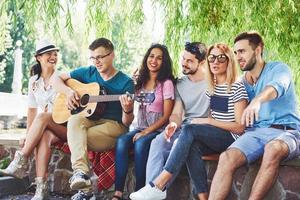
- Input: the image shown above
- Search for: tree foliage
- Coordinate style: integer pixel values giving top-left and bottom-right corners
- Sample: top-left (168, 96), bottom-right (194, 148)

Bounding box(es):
top-left (160, 0), bottom-right (300, 95)
top-left (0, 0), bottom-right (299, 96)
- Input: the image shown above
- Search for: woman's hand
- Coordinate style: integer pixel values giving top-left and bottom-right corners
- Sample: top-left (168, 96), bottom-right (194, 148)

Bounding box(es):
top-left (133, 131), bottom-right (147, 142)
top-left (164, 122), bottom-right (177, 142)
top-left (191, 118), bottom-right (211, 125)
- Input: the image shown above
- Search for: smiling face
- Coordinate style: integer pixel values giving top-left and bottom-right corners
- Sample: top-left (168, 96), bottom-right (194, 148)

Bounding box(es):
top-left (147, 48), bottom-right (163, 73)
top-left (208, 47), bottom-right (228, 76)
top-left (36, 50), bottom-right (58, 69)
top-left (90, 46), bottom-right (114, 73)
top-left (234, 39), bottom-right (257, 71)
top-left (181, 50), bottom-right (200, 75)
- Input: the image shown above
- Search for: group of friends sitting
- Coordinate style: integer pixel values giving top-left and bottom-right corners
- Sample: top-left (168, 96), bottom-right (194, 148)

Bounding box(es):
top-left (0, 30), bottom-right (299, 200)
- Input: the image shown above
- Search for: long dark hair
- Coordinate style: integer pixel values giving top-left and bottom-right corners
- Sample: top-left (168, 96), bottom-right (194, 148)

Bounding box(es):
top-left (30, 60), bottom-right (42, 80)
top-left (135, 44), bottom-right (175, 91)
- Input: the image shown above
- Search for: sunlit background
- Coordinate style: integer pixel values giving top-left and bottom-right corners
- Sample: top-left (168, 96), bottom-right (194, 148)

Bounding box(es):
top-left (0, 0), bottom-right (299, 96)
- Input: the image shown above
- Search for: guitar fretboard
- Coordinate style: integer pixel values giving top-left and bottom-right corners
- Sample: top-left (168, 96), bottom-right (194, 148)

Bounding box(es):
top-left (89, 95), bottom-right (122, 103)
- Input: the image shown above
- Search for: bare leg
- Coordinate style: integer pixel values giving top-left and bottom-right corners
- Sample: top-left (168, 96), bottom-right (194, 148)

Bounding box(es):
top-left (46, 116), bottom-right (67, 141)
top-left (153, 170), bottom-right (173, 190)
top-left (35, 129), bottom-right (62, 177)
top-left (112, 191), bottom-right (123, 200)
top-left (152, 169), bottom-right (208, 200)
top-left (197, 193), bottom-right (208, 200)
top-left (248, 140), bottom-right (289, 200)
top-left (208, 149), bottom-right (246, 200)
top-left (21, 113), bottom-right (53, 157)
top-left (21, 113), bottom-right (67, 157)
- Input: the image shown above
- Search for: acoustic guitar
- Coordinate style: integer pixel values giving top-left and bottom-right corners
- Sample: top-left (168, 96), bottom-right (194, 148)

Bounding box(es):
top-left (52, 79), bottom-right (155, 124)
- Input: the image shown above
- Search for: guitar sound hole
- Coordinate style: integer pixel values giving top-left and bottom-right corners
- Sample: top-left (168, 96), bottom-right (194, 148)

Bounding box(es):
top-left (81, 94), bottom-right (90, 106)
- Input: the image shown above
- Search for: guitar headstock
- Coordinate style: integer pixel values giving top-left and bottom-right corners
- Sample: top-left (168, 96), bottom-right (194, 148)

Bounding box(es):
top-left (134, 92), bottom-right (155, 104)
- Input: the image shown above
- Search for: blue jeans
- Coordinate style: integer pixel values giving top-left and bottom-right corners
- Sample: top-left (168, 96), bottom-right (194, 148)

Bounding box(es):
top-left (164, 124), bottom-right (235, 194)
top-left (115, 129), bottom-right (160, 192)
top-left (146, 127), bottom-right (181, 184)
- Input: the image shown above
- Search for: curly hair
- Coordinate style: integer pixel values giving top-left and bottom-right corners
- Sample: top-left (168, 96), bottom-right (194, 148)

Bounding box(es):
top-left (135, 44), bottom-right (175, 91)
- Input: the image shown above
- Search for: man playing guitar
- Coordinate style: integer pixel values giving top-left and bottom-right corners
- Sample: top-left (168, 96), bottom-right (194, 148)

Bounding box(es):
top-left (51, 38), bottom-right (134, 200)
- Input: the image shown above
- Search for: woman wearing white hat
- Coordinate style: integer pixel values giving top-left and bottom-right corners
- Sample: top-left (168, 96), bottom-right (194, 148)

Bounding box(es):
top-left (0, 39), bottom-right (67, 200)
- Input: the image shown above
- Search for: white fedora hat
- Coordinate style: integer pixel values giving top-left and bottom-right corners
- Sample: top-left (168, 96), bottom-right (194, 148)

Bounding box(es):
top-left (35, 39), bottom-right (59, 55)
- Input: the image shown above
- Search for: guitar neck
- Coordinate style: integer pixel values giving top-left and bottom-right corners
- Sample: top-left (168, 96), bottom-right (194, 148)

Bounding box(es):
top-left (89, 95), bottom-right (123, 103)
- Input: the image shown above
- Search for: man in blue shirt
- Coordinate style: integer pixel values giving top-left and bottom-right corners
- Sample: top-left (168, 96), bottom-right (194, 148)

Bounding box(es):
top-left (209, 31), bottom-right (300, 200)
top-left (52, 38), bottom-right (134, 200)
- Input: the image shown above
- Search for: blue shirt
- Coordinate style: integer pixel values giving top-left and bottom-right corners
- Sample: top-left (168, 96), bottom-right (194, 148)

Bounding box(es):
top-left (243, 61), bottom-right (300, 129)
top-left (70, 66), bottom-right (134, 123)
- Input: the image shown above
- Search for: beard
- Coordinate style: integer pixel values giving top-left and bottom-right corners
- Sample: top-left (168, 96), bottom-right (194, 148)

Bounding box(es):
top-left (241, 53), bottom-right (256, 71)
top-left (182, 65), bottom-right (198, 75)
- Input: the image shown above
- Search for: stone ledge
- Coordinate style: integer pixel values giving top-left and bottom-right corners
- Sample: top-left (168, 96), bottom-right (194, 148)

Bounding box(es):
top-left (0, 131), bottom-right (26, 148)
top-left (0, 176), bottom-right (30, 197)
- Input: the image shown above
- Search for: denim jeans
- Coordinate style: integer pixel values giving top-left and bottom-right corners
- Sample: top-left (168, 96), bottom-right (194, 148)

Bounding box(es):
top-left (115, 129), bottom-right (160, 192)
top-left (146, 127), bottom-right (181, 183)
top-left (230, 127), bottom-right (300, 163)
top-left (164, 124), bottom-right (235, 194)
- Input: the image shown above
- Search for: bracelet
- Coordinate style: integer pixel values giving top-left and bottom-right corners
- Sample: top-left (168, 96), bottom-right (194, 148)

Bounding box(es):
top-left (123, 109), bottom-right (133, 114)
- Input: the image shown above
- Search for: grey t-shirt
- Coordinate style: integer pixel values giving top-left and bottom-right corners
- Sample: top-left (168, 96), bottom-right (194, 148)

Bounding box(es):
top-left (176, 76), bottom-right (209, 124)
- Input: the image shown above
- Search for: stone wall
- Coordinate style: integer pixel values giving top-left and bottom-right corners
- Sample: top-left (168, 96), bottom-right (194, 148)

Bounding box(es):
top-left (165, 159), bottom-right (300, 200)
top-left (2, 145), bottom-right (300, 200)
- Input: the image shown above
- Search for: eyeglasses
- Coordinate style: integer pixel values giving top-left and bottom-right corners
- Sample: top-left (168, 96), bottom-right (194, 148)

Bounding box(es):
top-left (207, 54), bottom-right (228, 63)
top-left (89, 51), bottom-right (112, 63)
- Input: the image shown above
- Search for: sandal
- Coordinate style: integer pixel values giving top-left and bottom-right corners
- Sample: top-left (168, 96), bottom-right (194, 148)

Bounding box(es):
top-left (112, 195), bottom-right (123, 200)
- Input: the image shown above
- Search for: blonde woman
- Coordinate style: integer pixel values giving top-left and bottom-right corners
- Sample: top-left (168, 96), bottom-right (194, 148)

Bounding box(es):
top-left (130, 43), bottom-right (248, 200)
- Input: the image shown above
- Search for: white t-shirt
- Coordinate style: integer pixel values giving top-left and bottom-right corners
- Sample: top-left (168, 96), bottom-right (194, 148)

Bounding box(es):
top-left (27, 73), bottom-right (57, 112)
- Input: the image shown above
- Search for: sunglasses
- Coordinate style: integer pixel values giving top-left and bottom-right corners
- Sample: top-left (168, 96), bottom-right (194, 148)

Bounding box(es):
top-left (207, 54), bottom-right (228, 63)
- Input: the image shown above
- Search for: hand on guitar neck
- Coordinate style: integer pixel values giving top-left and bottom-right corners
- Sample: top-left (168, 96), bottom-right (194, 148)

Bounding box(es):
top-left (52, 79), bottom-right (155, 124)
top-left (120, 92), bottom-right (134, 114)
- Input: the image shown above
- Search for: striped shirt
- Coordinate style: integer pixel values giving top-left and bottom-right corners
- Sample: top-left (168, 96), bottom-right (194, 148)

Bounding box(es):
top-left (206, 81), bottom-right (248, 139)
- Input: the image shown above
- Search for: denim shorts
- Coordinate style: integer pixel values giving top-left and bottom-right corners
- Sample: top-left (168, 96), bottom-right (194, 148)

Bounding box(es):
top-left (228, 127), bottom-right (300, 164)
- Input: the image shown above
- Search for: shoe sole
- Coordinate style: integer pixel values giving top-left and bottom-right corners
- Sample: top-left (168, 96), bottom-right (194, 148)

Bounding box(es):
top-left (70, 180), bottom-right (92, 190)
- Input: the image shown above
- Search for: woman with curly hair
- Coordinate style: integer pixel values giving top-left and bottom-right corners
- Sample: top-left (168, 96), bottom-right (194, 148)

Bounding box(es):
top-left (112, 44), bottom-right (176, 200)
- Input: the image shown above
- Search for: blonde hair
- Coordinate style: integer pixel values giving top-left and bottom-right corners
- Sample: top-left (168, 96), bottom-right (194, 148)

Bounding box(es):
top-left (206, 43), bottom-right (238, 94)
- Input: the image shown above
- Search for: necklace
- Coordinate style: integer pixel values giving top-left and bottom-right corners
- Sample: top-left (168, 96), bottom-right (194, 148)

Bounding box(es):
top-left (247, 62), bottom-right (266, 87)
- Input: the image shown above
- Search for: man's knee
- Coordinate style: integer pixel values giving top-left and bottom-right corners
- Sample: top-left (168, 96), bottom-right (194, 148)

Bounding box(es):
top-left (150, 132), bottom-right (166, 147)
top-left (263, 140), bottom-right (289, 162)
top-left (67, 115), bottom-right (86, 128)
top-left (218, 149), bottom-right (246, 172)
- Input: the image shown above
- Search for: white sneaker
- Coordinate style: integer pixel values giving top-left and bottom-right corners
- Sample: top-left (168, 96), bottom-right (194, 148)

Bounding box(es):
top-left (69, 170), bottom-right (92, 190)
top-left (129, 184), bottom-right (166, 200)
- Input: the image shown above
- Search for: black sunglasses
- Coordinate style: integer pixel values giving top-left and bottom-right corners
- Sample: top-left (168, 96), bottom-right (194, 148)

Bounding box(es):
top-left (207, 54), bottom-right (228, 63)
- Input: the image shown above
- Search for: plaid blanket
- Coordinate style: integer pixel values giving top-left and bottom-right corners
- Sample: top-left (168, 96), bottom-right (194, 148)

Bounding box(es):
top-left (54, 142), bottom-right (115, 191)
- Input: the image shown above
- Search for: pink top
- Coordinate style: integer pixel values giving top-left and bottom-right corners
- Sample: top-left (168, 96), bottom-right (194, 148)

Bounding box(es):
top-left (136, 79), bottom-right (175, 130)
top-left (146, 79), bottom-right (175, 112)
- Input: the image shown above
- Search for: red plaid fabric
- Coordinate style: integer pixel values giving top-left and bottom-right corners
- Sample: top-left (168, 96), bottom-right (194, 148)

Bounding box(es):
top-left (54, 141), bottom-right (115, 191)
